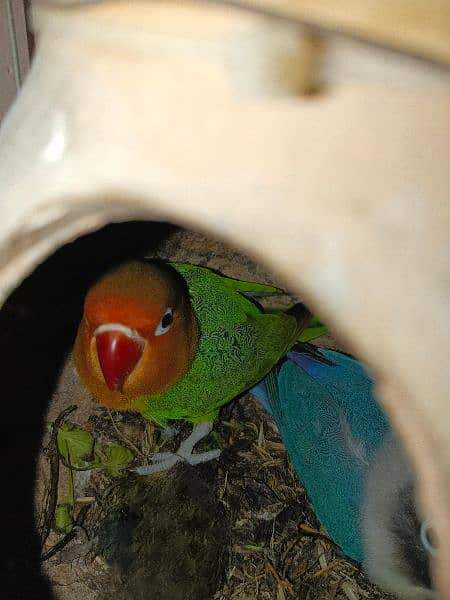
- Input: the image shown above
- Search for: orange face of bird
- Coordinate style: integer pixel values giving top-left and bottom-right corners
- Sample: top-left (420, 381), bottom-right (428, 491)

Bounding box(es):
top-left (73, 261), bottom-right (199, 410)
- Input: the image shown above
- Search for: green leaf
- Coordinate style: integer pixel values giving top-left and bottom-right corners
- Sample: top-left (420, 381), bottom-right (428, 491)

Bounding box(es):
top-left (234, 544), bottom-right (265, 554)
top-left (242, 544), bottom-right (264, 552)
top-left (100, 443), bottom-right (134, 476)
top-left (57, 423), bottom-right (94, 467)
top-left (55, 503), bottom-right (74, 534)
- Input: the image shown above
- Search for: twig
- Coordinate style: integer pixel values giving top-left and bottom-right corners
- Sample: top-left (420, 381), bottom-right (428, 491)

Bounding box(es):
top-left (248, 477), bottom-right (285, 504)
top-left (281, 535), bottom-right (303, 564)
top-left (40, 502), bottom-right (92, 562)
top-left (265, 559), bottom-right (294, 595)
top-left (75, 503), bottom-right (91, 530)
top-left (106, 408), bottom-right (147, 460)
top-left (40, 529), bottom-right (78, 562)
top-left (40, 405), bottom-right (77, 549)
top-left (219, 470), bottom-right (229, 500)
top-left (298, 523), bottom-right (338, 548)
top-left (308, 559), bottom-right (343, 580)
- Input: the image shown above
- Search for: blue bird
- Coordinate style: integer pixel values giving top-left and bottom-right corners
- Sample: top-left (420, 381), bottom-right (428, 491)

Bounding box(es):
top-left (251, 345), bottom-right (435, 599)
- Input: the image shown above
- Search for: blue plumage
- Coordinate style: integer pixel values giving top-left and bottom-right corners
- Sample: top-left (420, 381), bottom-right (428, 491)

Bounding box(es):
top-left (251, 345), bottom-right (389, 562)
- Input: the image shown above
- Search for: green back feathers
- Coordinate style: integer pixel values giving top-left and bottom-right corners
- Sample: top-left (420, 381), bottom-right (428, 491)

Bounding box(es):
top-left (172, 262), bottom-right (283, 317)
top-left (134, 263), bottom-right (308, 425)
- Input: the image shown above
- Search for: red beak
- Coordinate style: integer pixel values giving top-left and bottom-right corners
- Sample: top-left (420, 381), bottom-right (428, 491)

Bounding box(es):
top-left (95, 331), bottom-right (144, 391)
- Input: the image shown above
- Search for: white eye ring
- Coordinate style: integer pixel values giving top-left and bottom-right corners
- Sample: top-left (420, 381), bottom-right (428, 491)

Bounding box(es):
top-left (155, 307), bottom-right (173, 336)
top-left (420, 520), bottom-right (438, 555)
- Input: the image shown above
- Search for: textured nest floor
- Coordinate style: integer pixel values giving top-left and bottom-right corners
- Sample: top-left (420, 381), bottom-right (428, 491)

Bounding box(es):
top-left (31, 226), bottom-right (393, 600)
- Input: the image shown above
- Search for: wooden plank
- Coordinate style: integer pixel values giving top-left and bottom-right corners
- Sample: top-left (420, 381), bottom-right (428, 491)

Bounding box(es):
top-left (0, 1), bottom-right (29, 123)
top-left (10, 0), bottom-right (31, 80)
top-left (0, 3), bottom-right (18, 122)
top-left (230, 0), bottom-right (450, 64)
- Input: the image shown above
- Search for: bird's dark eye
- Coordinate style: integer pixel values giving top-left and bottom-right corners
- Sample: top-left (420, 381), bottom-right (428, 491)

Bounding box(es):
top-left (162, 311), bottom-right (173, 328)
top-left (420, 520), bottom-right (438, 555)
top-left (155, 307), bottom-right (173, 336)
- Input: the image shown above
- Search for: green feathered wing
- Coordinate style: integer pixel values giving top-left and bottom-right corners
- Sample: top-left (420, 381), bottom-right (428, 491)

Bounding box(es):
top-left (133, 263), bottom-right (307, 426)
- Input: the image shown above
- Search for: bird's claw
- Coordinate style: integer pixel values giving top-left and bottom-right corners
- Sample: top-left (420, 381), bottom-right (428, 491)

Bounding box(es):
top-left (130, 421), bottom-right (220, 475)
top-left (132, 454), bottom-right (181, 475)
top-left (178, 448), bottom-right (221, 465)
top-left (131, 448), bottom-right (221, 475)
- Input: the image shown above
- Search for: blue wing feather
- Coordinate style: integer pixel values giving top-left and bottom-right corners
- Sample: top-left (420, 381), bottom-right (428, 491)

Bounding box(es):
top-left (251, 345), bottom-right (389, 562)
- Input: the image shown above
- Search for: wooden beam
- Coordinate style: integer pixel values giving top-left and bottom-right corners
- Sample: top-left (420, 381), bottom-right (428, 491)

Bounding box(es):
top-left (230, 0), bottom-right (450, 64)
top-left (0, 1), bottom-right (30, 123)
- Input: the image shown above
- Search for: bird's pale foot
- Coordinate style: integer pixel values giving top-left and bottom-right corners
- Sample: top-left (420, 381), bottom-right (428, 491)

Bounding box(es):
top-left (159, 424), bottom-right (180, 441)
top-left (132, 421), bottom-right (220, 475)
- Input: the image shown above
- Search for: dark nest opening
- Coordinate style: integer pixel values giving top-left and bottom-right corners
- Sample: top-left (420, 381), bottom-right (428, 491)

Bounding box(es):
top-left (0, 223), bottom-right (391, 600)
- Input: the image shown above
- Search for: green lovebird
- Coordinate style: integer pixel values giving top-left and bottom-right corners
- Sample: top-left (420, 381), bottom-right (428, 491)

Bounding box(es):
top-left (73, 260), bottom-right (312, 473)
